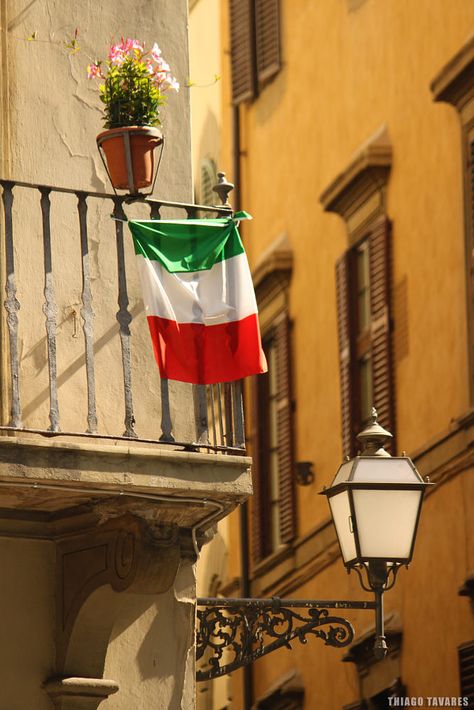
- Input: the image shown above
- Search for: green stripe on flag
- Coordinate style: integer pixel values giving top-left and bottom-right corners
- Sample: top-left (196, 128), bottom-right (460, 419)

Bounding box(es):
top-left (129, 219), bottom-right (245, 273)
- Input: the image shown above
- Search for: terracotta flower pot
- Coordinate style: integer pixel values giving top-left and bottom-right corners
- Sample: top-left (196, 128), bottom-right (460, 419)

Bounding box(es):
top-left (96, 126), bottom-right (163, 193)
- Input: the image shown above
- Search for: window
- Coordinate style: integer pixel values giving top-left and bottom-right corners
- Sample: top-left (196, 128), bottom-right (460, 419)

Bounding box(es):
top-left (320, 126), bottom-right (395, 458)
top-left (459, 641), bottom-right (474, 707)
top-left (229, 0), bottom-right (281, 105)
top-left (431, 36), bottom-right (474, 404)
top-left (249, 235), bottom-right (295, 565)
top-left (336, 218), bottom-right (395, 456)
top-left (252, 317), bottom-right (294, 560)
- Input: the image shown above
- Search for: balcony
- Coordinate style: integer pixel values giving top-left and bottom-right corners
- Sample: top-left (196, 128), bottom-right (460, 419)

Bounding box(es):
top-left (0, 178), bottom-right (251, 543)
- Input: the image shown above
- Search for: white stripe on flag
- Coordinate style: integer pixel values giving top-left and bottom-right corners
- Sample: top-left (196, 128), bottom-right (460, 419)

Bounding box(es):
top-left (136, 252), bottom-right (258, 325)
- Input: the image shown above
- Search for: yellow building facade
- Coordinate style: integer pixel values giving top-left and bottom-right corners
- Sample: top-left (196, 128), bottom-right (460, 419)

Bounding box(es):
top-left (212, 1), bottom-right (474, 707)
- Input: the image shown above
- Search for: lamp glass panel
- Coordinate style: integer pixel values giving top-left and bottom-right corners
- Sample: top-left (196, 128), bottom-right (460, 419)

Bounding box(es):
top-left (352, 488), bottom-right (422, 559)
top-left (352, 457), bottom-right (421, 484)
top-left (332, 461), bottom-right (354, 486)
top-left (329, 491), bottom-right (357, 563)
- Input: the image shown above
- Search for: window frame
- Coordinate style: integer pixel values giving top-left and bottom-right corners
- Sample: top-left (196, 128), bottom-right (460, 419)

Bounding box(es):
top-left (249, 236), bottom-right (295, 567)
top-left (320, 127), bottom-right (394, 458)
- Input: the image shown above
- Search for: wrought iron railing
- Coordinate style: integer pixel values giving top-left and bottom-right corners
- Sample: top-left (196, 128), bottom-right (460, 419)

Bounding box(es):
top-left (0, 179), bottom-right (245, 453)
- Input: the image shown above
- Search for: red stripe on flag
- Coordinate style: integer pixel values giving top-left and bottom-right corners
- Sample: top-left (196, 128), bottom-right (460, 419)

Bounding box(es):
top-left (146, 313), bottom-right (268, 384)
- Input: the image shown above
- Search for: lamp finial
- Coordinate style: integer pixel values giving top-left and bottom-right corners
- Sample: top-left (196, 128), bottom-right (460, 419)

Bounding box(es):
top-left (356, 409), bottom-right (393, 457)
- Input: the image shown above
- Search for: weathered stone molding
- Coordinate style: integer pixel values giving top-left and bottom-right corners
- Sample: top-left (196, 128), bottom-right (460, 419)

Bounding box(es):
top-left (44, 677), bottom-right (119, 710)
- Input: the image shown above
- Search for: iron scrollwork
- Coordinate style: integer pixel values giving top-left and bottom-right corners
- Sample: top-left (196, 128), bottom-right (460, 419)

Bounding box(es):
top-left (196, 597), bottom-right (374, 681)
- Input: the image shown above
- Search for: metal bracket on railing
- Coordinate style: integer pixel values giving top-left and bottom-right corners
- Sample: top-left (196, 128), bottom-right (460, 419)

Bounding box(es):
top-left (196, 597), bottom-right (376, 681)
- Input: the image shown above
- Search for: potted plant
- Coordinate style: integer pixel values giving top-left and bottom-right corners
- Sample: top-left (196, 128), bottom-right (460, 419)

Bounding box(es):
top-left (88, 38), bottom-right (179, 192)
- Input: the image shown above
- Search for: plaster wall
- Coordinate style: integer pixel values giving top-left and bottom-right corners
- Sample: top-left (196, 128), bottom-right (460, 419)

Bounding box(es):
top-left (0, 0), bottom-right (195, 443)
top-left (102, 561), bottom-right (196, 710)
top-left (218, 0), bottom-right (474, 704)
top-left (0, 537), bottom-right (55, 710)
top-left (220, 0), bottom-right (474, 535)
top-left (0, 3), bottom-right (202, 708)
top-left (189, 0), bottom-right (222, 194)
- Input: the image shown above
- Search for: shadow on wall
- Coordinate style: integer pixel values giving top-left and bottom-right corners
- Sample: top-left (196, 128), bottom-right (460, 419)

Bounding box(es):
top-left (197, 109), bottom-right (220, 181)
top-left (20, 302), bottom-right (142, 421)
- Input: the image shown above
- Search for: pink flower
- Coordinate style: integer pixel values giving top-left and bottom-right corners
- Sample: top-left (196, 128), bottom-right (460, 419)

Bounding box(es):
top-left (122, 38), bottom-right (143, 55)
top-left (87, 62), bottom-right (102, 79)
top-left (151, 42), bottom-right (162, 61)
top-left (160, 74), bottom-right (180, 92)
top-left (155, 57), bottom-right (170, 73)
top-left (108, 43), bottom-right (125, 65)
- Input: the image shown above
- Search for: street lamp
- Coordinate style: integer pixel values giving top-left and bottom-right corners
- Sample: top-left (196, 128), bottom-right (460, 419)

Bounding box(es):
top-left (196, 408), bottom-right (431, 679)
top-left (321, 408), bottom-right (431, 658)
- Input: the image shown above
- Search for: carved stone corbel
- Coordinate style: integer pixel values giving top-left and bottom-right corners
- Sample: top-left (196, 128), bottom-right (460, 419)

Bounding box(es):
top-left (53, 513), bottom-right (182, 683)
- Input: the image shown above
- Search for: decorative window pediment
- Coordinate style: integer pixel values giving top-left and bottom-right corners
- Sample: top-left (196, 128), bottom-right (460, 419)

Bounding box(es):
top-left (320, 126), bottom-right (392, 239)
top-left (431, 35), bottom-right (474, 111)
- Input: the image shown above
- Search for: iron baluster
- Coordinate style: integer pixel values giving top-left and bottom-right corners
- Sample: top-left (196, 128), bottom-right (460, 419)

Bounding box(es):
top-left (113, 198), bottom-right (137, 438)
top-left (223, 383), bottom-right (234, 447)
top-left (159, 378), bottom-right (174, 443)
top-left (40, 188), bottom-right (60, 432)
top-left (77, 193), bottom-right (98, 434)
top-left (1, 182), bottom-right (22, 428)
top-left (232, 380), bottom-right (245, 449)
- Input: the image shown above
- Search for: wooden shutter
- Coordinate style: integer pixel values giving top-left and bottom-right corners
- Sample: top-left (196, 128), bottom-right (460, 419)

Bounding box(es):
top-left (369, 216), bottom-right (396, 451)
top-left (250, 373), bottom-right (266, 564)
top-left (459, 641), bottom-right (474, 706)
top-left (255, 0), bottom-right (281, 86)
top-left (336, 253), bottom-right (354, 458)
top-left (229, 0), bottom-right (256, 104)
top-left (466, 130), bottom-right (474, 402)
top-left (275, 315), bottom-right (296, 544)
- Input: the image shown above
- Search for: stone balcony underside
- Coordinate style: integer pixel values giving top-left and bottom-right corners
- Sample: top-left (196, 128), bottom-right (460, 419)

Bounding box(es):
top-left (0, 434), bottom-right (252, 541)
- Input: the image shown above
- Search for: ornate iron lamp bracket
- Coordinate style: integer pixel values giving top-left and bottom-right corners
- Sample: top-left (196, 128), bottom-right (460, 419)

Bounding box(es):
top-left (196, 597), bottom-right (376, 682)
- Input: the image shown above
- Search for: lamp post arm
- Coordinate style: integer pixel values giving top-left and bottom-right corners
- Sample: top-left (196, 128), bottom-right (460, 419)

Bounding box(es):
top-left (196, 597), bottom-right (376, 682)
top-left (373, 586), bottom-right (387, 659)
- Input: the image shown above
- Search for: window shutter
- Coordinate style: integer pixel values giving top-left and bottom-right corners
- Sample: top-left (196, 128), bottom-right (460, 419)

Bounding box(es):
top-left (459, 641), bottom-right (474, 706)
top-left (250, 374), bottom-right (266, 564)
top-left (467, 130), bottom-right (474, 401)
top-left (369, 216), bottom-right (396, 451)
top-left (229, 0), bottom-right (256, 104)
top-left (255, 0), bottom-right (281, 86)
top-left (275, 315), bottom-right (296, 544)
top-left (336, 253), bottom-right (354, 458)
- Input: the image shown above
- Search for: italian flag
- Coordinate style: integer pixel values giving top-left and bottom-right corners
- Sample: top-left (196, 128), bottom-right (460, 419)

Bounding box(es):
top-left (129, 216), bottom-right (267, 385)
